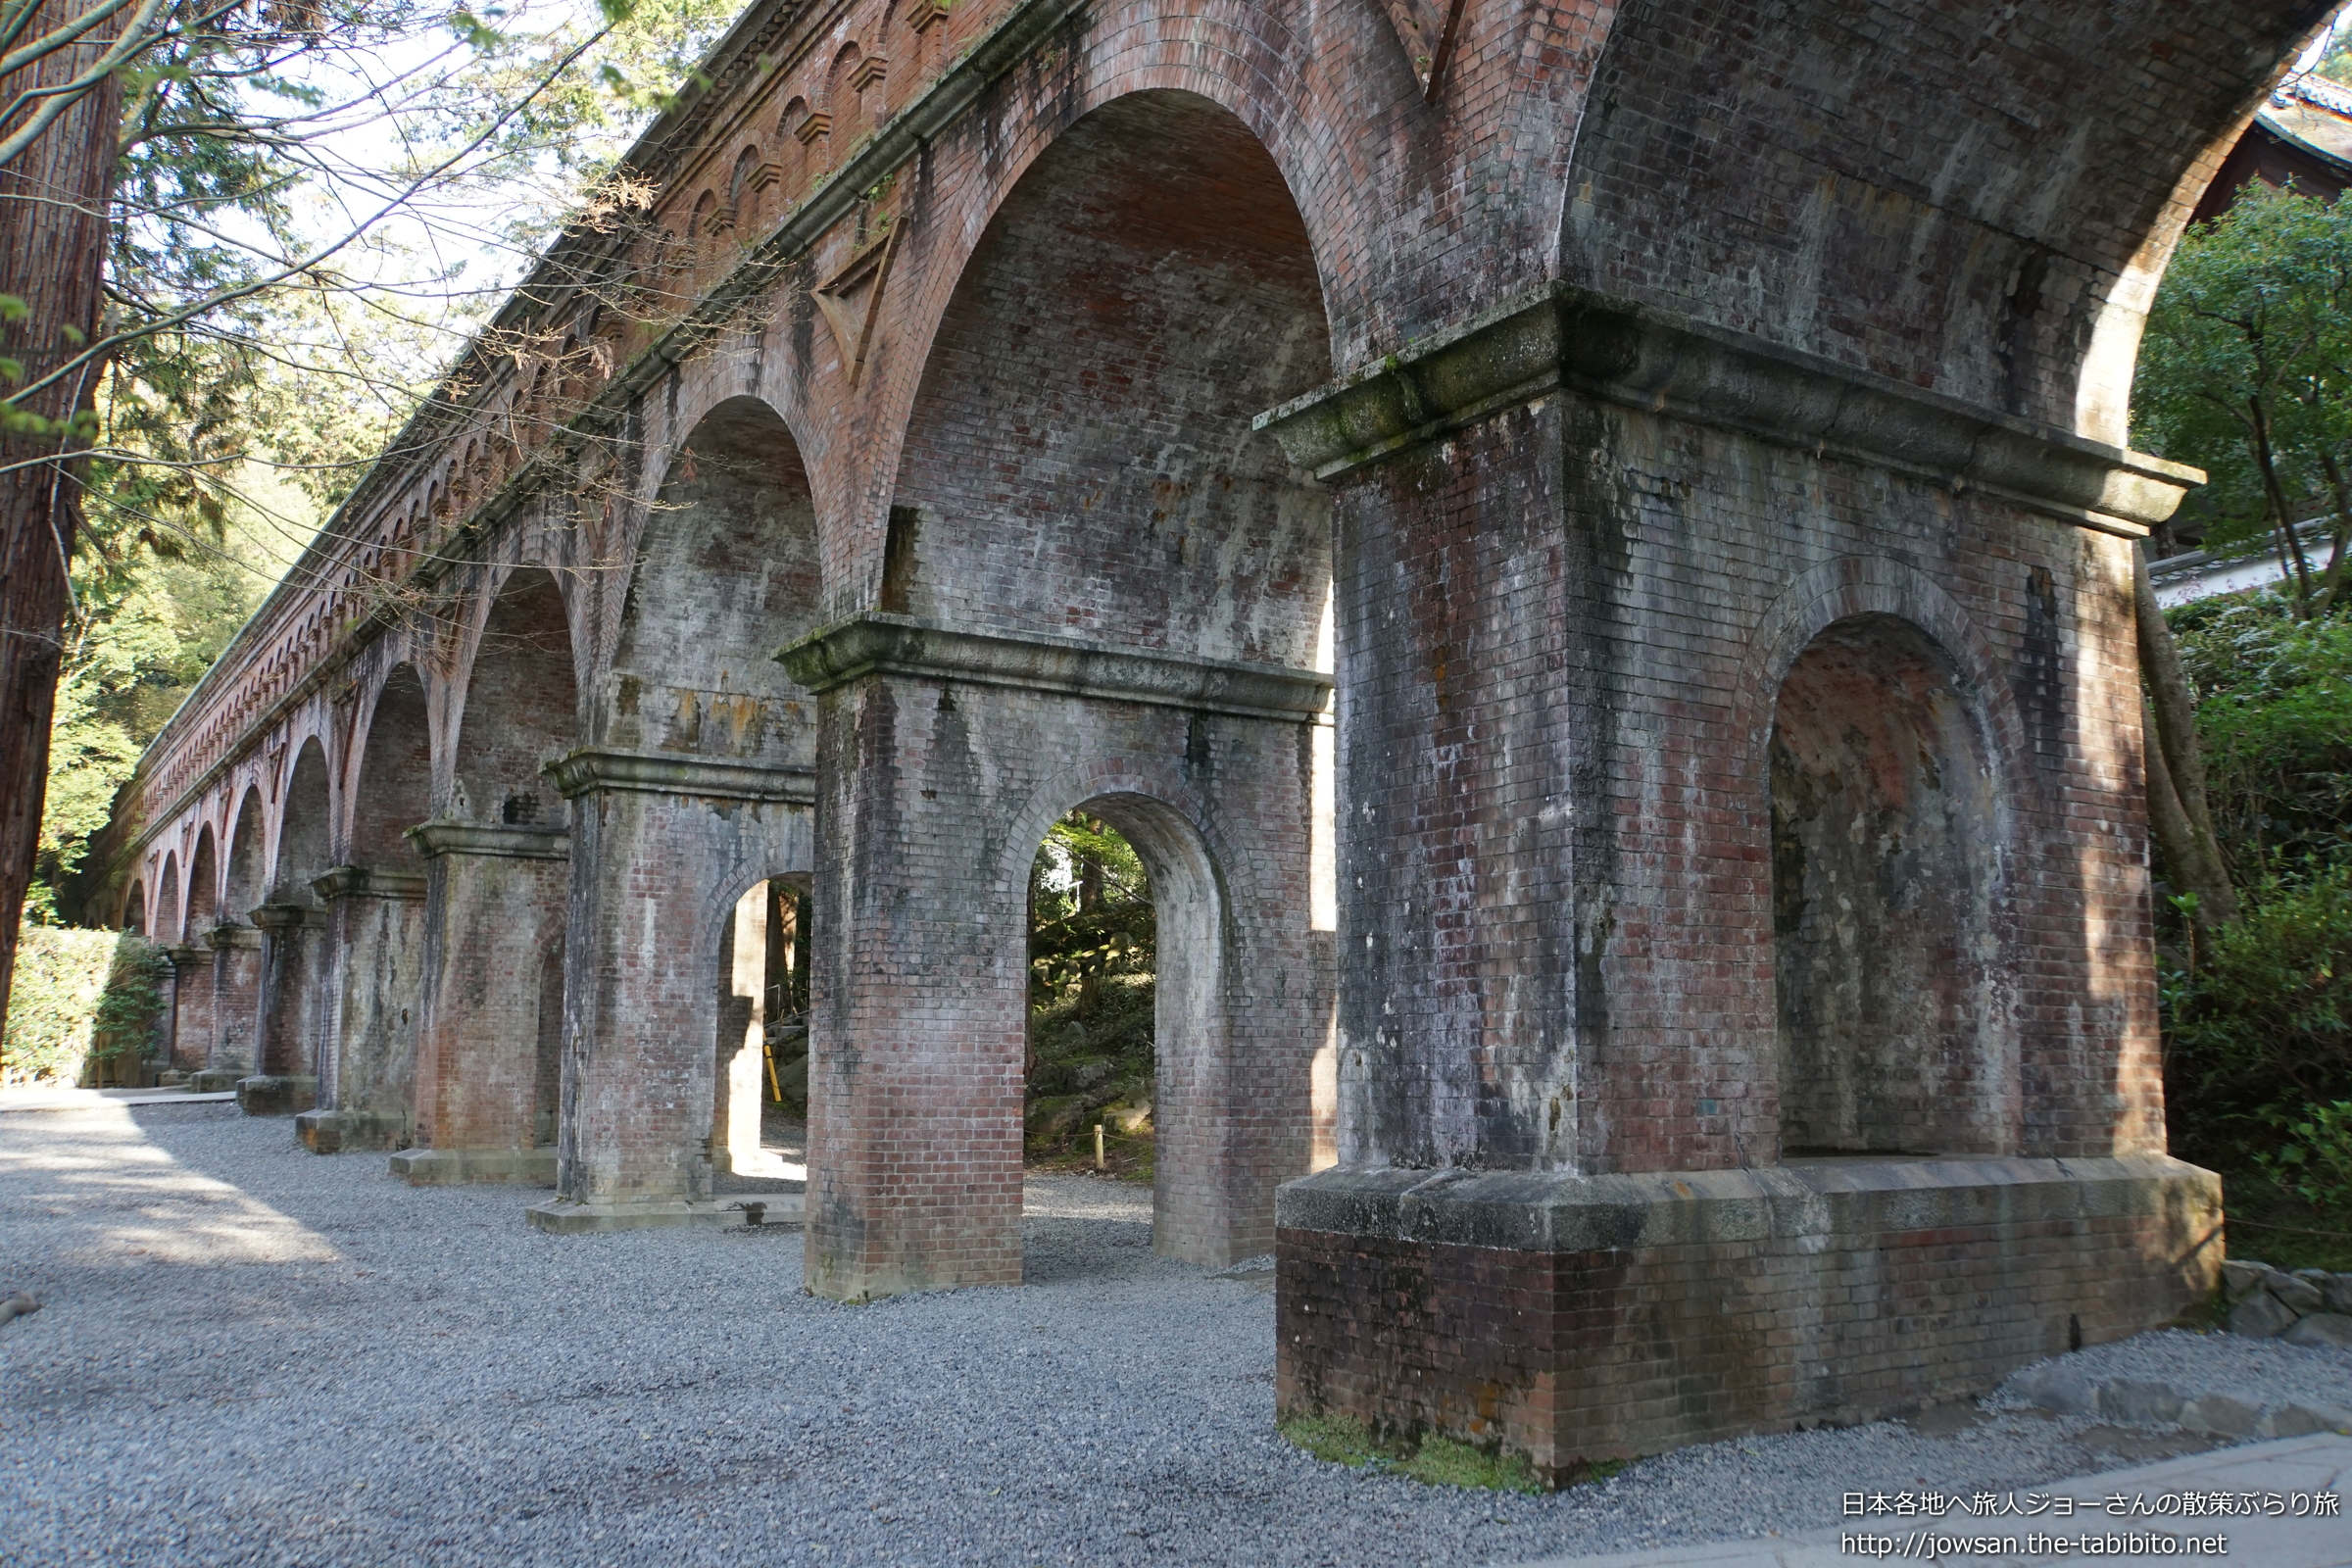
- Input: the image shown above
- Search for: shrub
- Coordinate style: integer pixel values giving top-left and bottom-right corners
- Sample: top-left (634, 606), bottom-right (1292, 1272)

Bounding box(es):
top-left (1, 927), bottom-right (167, 1087)
top-left (2165, 865), bottom-right (2352, 1162)
top-left (2255, 1100), bottom-right (2352, 1218)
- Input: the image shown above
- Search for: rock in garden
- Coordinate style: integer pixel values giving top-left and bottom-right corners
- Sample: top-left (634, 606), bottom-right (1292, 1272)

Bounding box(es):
top-left (2280, 1313), bottom-right (2352, 1350)
top-left (2229, 1289), bottom-right (2299, 1338)
top-left (2265, 1270), bottom-right (2327, 1314)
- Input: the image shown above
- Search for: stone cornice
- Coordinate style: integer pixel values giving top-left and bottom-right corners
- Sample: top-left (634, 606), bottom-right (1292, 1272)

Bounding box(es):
top-left (1254, 283), bottom-right (2203, 538)
top-left (313, 865), bottom-right (428, 903)
top-left (776, 613), bottom-right (1336, 723)
top-left (405, 821), bottom-right (571, 860)
top-left (542, 747), bottom-right (816, 805)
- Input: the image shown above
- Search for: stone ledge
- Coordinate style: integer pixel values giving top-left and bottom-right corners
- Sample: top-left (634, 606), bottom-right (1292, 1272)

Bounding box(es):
top-left (776, 612), bottom-right (1334, 723)
top-left (405, 821), bottom-right (569, 860)
top-left (295, 1107), bottom-right (409, 1154)
top-left (236, 1075), bottom-right (316, 1116)
top-left (1253, 282), bottom-right (2202, 537)
top-left (312, 865), bottom-right (427, 903)
top-left (1278, 1154), bottom-right (2223, 1473)
top-left (542, 747), bottom-right (814, 805)
top-left (391, 1148), bottom-right (558, 1187)
top-left (1275, 1153), bottom-right (2224, 1252)
top-left (523, 1195), bottom-right (804, 1233)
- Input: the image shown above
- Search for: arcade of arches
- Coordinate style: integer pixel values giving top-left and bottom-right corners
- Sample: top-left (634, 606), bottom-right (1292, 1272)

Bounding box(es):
top-left (89, 0), bottom-right (2324, 1481)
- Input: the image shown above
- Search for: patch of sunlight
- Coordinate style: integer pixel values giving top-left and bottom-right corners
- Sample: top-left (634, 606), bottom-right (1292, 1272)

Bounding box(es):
top-left (0, 1101), bottom-right (342, 1266)
top-left (729, 1149), bottom-right (808, 1181)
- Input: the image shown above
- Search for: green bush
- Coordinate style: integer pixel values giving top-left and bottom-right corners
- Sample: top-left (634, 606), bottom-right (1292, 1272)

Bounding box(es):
top-left (2254, 1100), bottom-right (2352, 1218)
top-left (1, 927), bottom-right (168, 1087)
top-left (2164, 865), bottom-right (2352, 1168)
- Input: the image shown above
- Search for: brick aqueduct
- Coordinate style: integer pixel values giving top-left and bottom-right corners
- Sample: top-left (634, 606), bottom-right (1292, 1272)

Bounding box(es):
top-left (89, 0), bottom-right (2325, 1474)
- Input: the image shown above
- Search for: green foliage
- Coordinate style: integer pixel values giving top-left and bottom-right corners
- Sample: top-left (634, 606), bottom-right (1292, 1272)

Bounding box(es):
top-left (1026, 813), bottom-right (1155, 1155)
top-left (2254, 1100), bottom-right (2352, 1217)
top-left (30, 483), bottom-right (294, 922)
top-left (2170, 591), bottom-right (2352, 870)
top-left (2165, 863), bottom-right (2352, 1167)
top-left (2157, 592), bottom-right (2352, 1217)
top-left (2132, 185), bottom-right (2352, 613)
top-left (0, 929), bottom-right (167, 1086)
top-left (1275, 1412), bottom-right (1552, 1494)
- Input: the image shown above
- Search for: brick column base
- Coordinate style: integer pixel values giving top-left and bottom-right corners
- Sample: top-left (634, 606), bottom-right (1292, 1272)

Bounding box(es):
top-left (1276, 1156), bottom-right (2222, 1482)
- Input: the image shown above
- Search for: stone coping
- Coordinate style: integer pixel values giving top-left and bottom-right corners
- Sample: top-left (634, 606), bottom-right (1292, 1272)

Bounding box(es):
top-left (404, 820), bottom-right (570, 860)
top-left (199, 922), bottom-right (263, 951)
top-left (542, 746), bottom-right (815, 805)
top-left (1275, 1154), bottom-right (2223, 1253)
top-left (1253, 282), bottom-right (2202, 538)
top-left (776, 612), bottom-right (1335, 723)
top-left (312, 865), bottom-right (428, 902)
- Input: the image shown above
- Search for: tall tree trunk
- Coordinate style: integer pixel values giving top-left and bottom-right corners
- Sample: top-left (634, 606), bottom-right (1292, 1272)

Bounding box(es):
top-left (0, 0), bottom-right (120, 1038)
top-left (2132, 543), bottom-right (2238, 929)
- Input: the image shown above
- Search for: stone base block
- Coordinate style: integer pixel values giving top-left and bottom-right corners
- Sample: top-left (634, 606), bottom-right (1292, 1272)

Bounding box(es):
top-left (190, 1068), bottom-right (245, 1093)
top-left (523, 1195), bottom-right (804, 1233)
top-left (295, 1108), bottom-right (408, 1154)
top-left (390, 1148), bottom-right (558, 1187)
top-left (236, 1076), bottom-right (317, 1116)
top-left (1275, 1154), bottom-right (2223, 1482)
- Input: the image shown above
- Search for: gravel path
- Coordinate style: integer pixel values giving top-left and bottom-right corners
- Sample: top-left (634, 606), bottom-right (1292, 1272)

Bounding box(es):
top-left (2, 1102), bottom-right (2345, 1568)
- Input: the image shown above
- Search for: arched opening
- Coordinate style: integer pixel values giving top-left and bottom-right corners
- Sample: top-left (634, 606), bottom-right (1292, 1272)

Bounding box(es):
top-left (122, 882), bottom-right (146, 936)
top-left (259, 739), bottom-right (333, 1084)
top-left (318, 662), bottom-right (435, 1150)
top-left (712, 876), bottom-right (812, 1186)
top-left (456, 568), bottom-right (576, 827)
top-left (408, 569), bottom-right (578, 1175)
top-left (809, 88), bottom-right (1335, 1293)
top-left (1018, 795), bottom-right (1231, 1262)
top-left (224, 789), bottom-right (265, 921)
top-left (154, 854), bottom-right (178, 945)
top-left (550, 397), bottom-right (823, 1215)
top-left (182, 826), bottom-right (219, 941)
top-left (616, 398), bottom-right (819, 766)
top-left (274, 740), bottom-right (332, 903)
top-left (173, 827), bottom-right (220, 1072)
top-left (351, 665), bottom-right (432, 865)
top-left (213, 788), bottom-right (268, 1073)
top-left (888, 88), bottom-right (1333, 668)
top-left (1770, 614), bottom-right (2006, 1158)
top-left (1024, 812), bottom-right (1156, 1173)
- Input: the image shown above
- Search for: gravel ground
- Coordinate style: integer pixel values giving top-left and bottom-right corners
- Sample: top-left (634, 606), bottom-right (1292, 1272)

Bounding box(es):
top-left (1989, 1326), bottom-right (2352, 1413)
top-left (2, 1101), bottom-right (2346, 1568)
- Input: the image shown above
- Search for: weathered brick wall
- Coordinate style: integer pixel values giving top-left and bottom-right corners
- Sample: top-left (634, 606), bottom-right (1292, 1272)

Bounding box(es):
top-left (806, 664), bottom-right (1329, 1294)
top-left (555, 787), bottom-right (813, 1205)
top-left (887, 88), bottom-right (1331, 667)
top-left (1324, 373), bottom-right (2164, 1179)
top-left (1558, 0), bottom-right (2333, 437)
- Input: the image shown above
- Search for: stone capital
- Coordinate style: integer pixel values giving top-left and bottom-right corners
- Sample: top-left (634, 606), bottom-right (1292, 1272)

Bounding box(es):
top-left (202, 922), bottom-right (264, 952)
top-left (542, 746), bottom-right (814, 805)
top-left (312, 864), bottom-right (428, 903)
top-left (248, 902), bottom-right (310, 931)
top-left (1253, 282), bottom-right (2202, 537)
top-left (776, 612), bottom-right (1335, 723)
top-left (165, 944), bottom-right (207, 969)
top-left (405, 820), bottom-right (571, 860)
